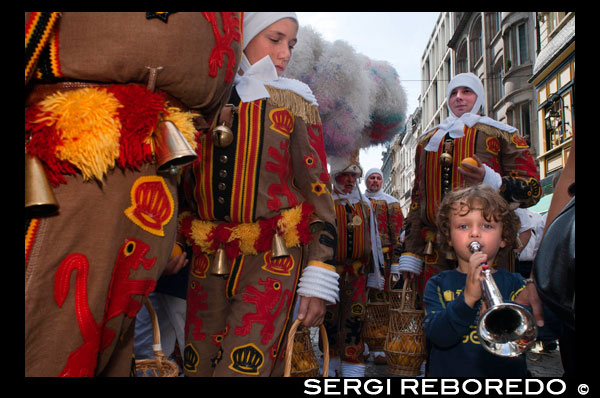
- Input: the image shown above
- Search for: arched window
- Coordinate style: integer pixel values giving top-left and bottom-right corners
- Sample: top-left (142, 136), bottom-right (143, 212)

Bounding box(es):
top-left (470, 16), bottom-right (483, 68)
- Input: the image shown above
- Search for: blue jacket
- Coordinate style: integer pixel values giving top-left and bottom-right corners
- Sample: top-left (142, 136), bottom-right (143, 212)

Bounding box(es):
top-left (423, 268), bottom-right (559, 378)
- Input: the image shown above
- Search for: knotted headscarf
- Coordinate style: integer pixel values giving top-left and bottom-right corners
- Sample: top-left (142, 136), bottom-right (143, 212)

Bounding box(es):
top-left (234, 12), bottom-right (316, 105)
top-left (424, 73), bottom-right (517, 152)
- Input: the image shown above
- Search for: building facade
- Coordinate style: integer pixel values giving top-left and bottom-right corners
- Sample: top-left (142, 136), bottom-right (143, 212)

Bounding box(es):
top-left (529, 12), bottom-right (575, 200)
top-left (383, 12), bottom-right (573, 215)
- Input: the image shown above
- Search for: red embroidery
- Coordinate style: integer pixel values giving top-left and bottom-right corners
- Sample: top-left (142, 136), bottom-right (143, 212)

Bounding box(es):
top-left (269, 108), bottom-right (294, 137)
top-left (485, 137), bottom-right (501, 155)
top-left (234, 277), bottom-right (292, 345)
top-left (124, 176), bottom-right (174, 237)
top-left (54, 253), bottom-right (103, 377)
top-left (512, 134), bottom-right (529, 149)
top-left (265, 141), bottom-right (297, 211)
top-left (104, 239), bottom-right (157, 321)
top-left (186, 280), bottom-right (208, 341)
top-left (307, 124), bottom-right (330, 183)
top-left (190, 253), bottom-right (210, 279)
top-left (262, 251), bottom-right (295, 276)
top-left (203, 12), bottom-right (241, 83)
top-left (54, 238), bottom-right (157, 377)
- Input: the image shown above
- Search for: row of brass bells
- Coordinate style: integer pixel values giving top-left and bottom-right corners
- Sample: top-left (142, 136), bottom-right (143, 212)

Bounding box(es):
top-left (211, 231), bottom-right (290, 276)
top-left (154, 120), bottom-right (197, 174)
top-left (25, 152), bottom-right (59, 218)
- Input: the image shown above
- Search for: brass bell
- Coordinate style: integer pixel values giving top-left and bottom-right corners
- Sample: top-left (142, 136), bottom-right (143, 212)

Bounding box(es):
top-left (271, 232), bottom-right (290, 258)
top-left (211, 123), bottom-right (234, 148)
top-left (210, 245), bottom-right (229, 276)
top-left (25, 153), bottom-right (59, 217)
top-left (153, 120), bottom-right (197, 173)
top-left (439, 152), bottom-right (453, 166)
top-left (424, 240), bottom-right (434, 256)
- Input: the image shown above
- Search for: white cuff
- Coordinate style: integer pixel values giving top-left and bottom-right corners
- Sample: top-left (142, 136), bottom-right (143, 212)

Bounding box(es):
top-left (482, 163), bottom-right (502, 190)
top-left (366, 272), bottom-right (384, 289)
top-left (398, 254), bottom-right (423, 274)
top-left (297, 265), bottom-right (339, 304)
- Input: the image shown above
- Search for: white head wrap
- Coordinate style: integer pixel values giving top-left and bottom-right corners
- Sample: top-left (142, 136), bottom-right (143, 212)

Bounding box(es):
top-left (423, 72), bottom-right (517, 152)
top-left (363, 168), bottom-right (399, 203)
top-left (234, 12), bottom-right (317, 105)
top-left (242, 12), bottom-right (298, 50)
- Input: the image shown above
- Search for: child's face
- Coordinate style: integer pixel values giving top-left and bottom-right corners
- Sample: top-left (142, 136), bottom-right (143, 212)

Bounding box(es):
top-left (447, 202), bottom-right (507, 268)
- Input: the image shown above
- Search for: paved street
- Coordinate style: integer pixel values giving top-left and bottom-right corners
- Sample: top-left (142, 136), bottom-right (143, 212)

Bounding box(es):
top-left (309, 328), bottom-right (564, 377)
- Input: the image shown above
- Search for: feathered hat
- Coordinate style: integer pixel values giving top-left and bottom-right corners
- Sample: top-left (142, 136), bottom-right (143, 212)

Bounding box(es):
top-left (284, 26), bottom-right (408, 161)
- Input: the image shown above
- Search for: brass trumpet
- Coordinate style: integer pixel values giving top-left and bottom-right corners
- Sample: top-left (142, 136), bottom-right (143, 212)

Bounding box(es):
top-left (470, 241), bottom-right (537, 357)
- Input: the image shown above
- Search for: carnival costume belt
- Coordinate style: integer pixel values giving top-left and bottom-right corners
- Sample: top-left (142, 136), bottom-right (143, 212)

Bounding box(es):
top-left (178, 202), bottom-right (316, 260)
top-left (25, 82), bottom-right (199, 187)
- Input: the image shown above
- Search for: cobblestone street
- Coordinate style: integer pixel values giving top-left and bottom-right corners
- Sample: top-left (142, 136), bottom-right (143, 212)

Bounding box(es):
top-left (309, 328), bottom-right (564, 378)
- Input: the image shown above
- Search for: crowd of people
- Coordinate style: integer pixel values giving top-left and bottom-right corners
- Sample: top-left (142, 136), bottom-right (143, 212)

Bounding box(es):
top-left (25, 12), bottom-right (574, 378)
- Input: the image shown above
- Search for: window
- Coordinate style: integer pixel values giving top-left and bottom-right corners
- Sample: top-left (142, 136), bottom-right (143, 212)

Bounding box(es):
top-left (456, 40), bottom-right (468, 74)
top-left (491, 60), bottom-right (504, 105)
top-left (504, 21), bottom-right (529, 72)
top-left (544, 91), bottom-right (572, 152)
top-left (508, 102), bottom-right (532, 144)
top-left (469, 17), bottom-right (483, 68)
top-left (486, 12), bottom-right (501, 39)
top-left (516, 23), bottom-right (528, 65)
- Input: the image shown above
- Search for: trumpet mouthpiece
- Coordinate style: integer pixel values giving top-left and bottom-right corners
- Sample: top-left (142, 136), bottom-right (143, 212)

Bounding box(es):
top-left (469, 241), bottom-right (481, 253)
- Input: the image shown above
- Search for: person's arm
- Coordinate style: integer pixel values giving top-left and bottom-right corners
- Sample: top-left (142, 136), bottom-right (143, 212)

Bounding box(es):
top-left (423, 276), bottom-right (479, 348)
top-left (287, 98), bottom-right (339, 327)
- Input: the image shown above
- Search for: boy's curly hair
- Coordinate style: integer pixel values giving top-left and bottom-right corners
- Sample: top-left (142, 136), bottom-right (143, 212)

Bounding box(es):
top-left (436, 184), bottom-right (521, 253)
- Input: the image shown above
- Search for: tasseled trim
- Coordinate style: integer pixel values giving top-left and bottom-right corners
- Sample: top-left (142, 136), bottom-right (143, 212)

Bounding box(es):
top-left (24, 84), bottom-right (200, 186)
top-left (418, 123), bottom-right (515, 146)
top-left (265, 86), bottom-right (321, 126)
top-left (472, 122), bottom-right (514, 142)
top-left (179, 202), bottom-right (316, 259)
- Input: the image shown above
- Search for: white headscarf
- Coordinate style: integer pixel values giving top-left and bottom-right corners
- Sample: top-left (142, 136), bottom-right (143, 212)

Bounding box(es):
top-left (363, 168), bottom-right (399, 204)
top-left (423, 73), bottom-right (517, 152)
top-left (234, 12), bottom-right (317, 105)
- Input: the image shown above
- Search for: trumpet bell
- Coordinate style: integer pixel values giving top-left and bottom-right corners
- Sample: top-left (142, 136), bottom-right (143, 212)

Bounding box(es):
top-left (25, 153), bottom-right (59, 217)
top-left (154, 120), bottom-right (197, 173)
top-left (210, 246), bottom-right (229, 276)
top-left (478, 302), bottom-right (538, 357)
top-left (271, 233), bottom-right (290, 258)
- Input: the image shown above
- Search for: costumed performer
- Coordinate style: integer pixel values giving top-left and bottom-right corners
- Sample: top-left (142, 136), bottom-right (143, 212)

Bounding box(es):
top-left (25, 12), bottom-right (241, 376)
top-left (398, 72), bottom-right (541, 299)
top-left (178, 12), bottom-right (338, 377)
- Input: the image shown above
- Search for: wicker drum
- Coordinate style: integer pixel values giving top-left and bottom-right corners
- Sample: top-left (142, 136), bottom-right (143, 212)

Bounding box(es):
top-left (384, 279), bottom-right (426, 376)
top-left (284, 319), bottom-right (329, 377)
top-left (361, 289), bottom-right (389, 351)
top-left (134, 296), bottom-right (179, 377)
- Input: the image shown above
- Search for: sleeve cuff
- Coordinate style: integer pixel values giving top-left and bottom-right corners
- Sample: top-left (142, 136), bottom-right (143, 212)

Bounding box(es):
top-left (297, 265), bottom-right (339, 304)
top-left (398, 253), bottom-right (424, 274)
top-left (482, 163), bottom-right (502, 190)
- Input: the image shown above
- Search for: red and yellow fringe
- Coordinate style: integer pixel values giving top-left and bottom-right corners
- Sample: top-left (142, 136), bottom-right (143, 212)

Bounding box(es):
top-left (24, 84), bottom-right (199, 186)
top-left (179, 202), bottom-right (315, 260)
